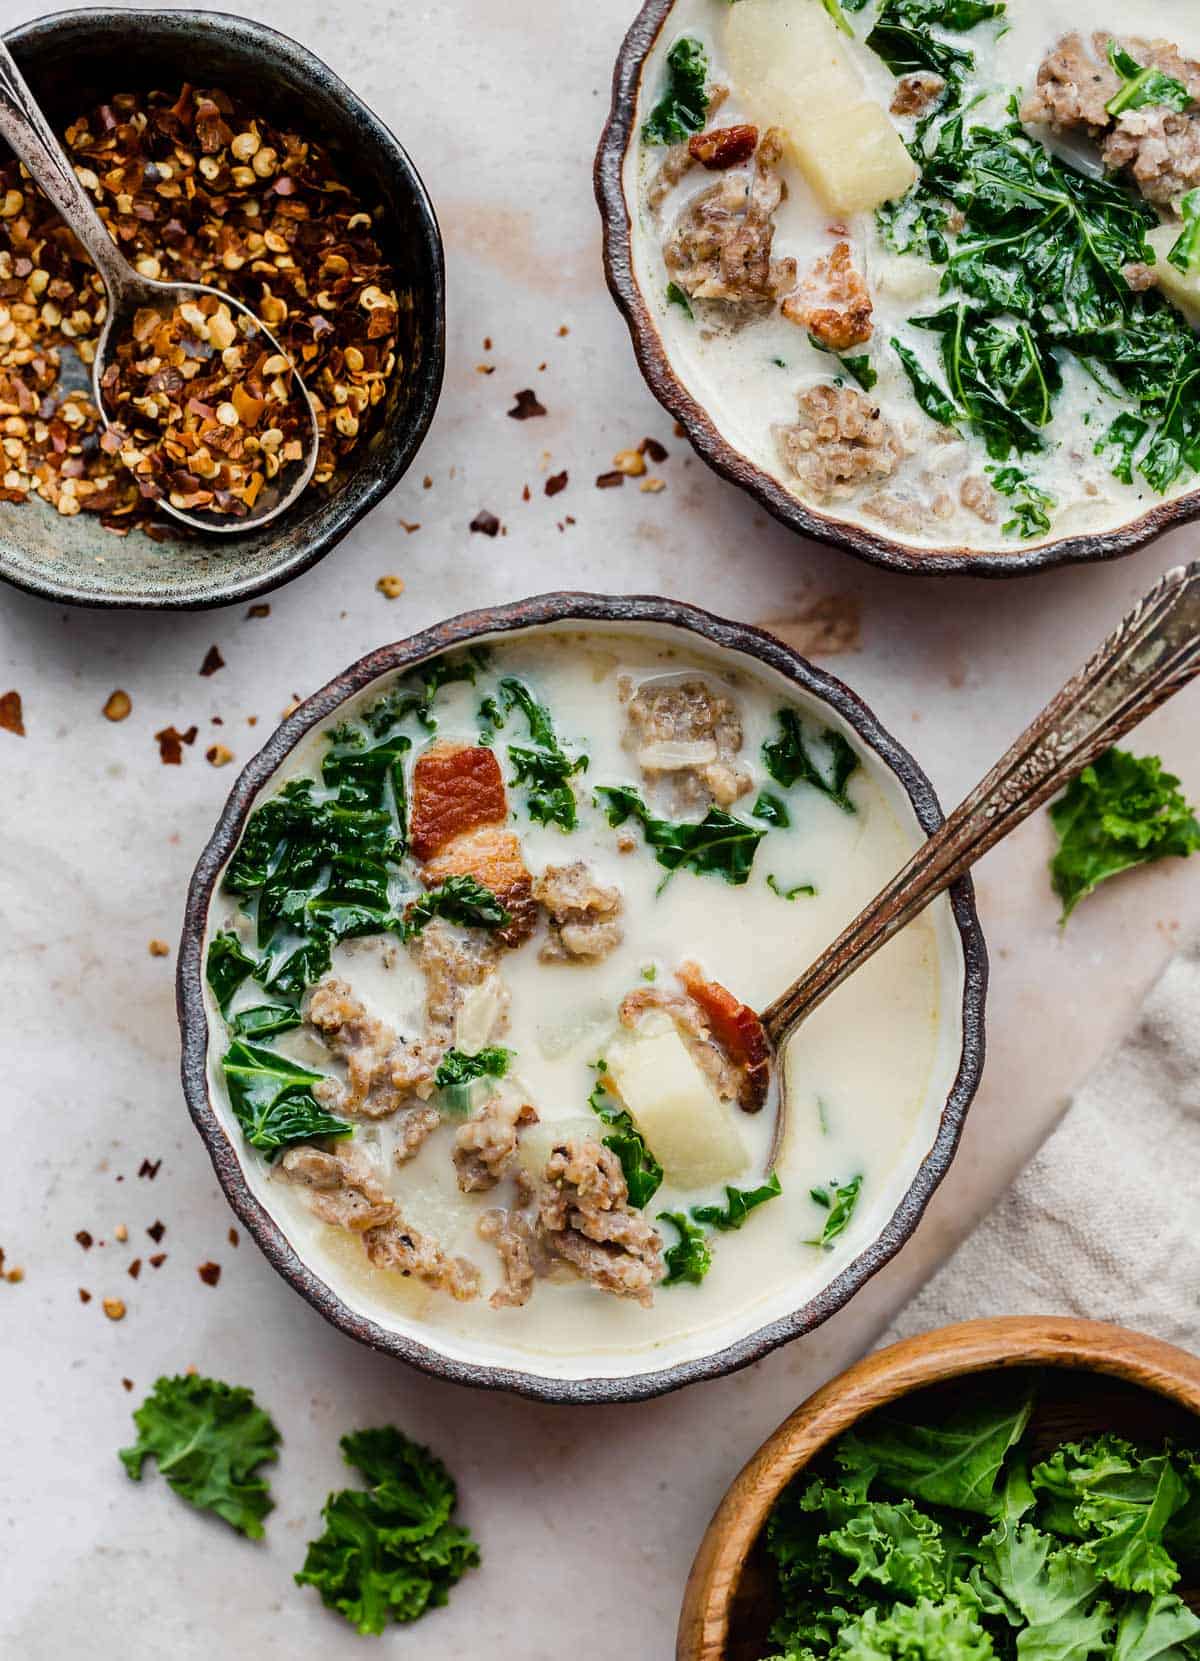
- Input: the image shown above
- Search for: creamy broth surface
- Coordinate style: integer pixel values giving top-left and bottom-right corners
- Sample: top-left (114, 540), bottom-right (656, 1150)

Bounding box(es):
top-left (629, 0), bottom-right (1200, 553)
top-left (205, 629), bottom-right (964, 1379)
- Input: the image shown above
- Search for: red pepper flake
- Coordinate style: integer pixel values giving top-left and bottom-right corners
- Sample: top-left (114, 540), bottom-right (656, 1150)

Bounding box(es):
top-left (422, 475), bottom-right (432, 489)
top-left (228, 1227), bottom-right (240, 1247)
top-left (128, 1259), bottom-right (142, 1279)
top-left (674, 421), bottom-right (687, 438)
top-left (0, 690), bottom-right (24, 736)
top-left (103, 689), bottom-right (132, 722)
top-left (246, 603), bottom-right (270, 619)
top-left (146, 1219), bottom-right (166, 1242)
top-left (149, 1252), bottom-right (166, 1269)
top-left (199, 645), bottom-right (225, 676)
top-left (197, 1261), bottom-right (221, 1287)
top-left (596, 470), bottom-right (624, 489)
top-left (557, 325), bottom-right (570, 337)
top-left (507, 389), bottom-right (546, 421)
top-left (521, 483), bottom-right (531, 502)
top-left (483, 336), bottom-right (493, 350)
top-left (155, 724), bottom-right (198, 764)
top-left (640, 437), bottom-right (669, 463)
top-left (76, 1230), bottom-right (94, 1249)
top-left (79, 1288), bottom-right (92, 1303)
top-left (470, 509), bottom-right (501, 537)
top-left (546, 471), bottom-right (569, 497)
top-left (475, 363), bottom-right (494, 375)
top-left (148, 939), bottom-right (170, 957)
top-left (122, 1377), bottom-right (134, 1391)
top-left (139, 1158), bottom-right (161, 1180)
top-left (399, 520), bottom-right (420, 534)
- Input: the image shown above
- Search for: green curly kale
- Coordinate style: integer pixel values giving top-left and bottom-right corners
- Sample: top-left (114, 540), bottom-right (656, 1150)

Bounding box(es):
top-left (807, 1175), bottom-right (864, 1250)
top-left (596, 785), bottom-right (766, 887)
top-left (588, 1059), bottom-right (663, 1210)
top-left (433, 1045), bottom-right (513, 1087)
top-left (120, 1375), bottom-right (281, 1538)
top-left (402, 873), bottom-right (512, 938)
top-left (658, 1211), bottom-right (713, 1285)
top-left (762, 711), bottom-right (860, 813)
top-left (221, 1038), bottom-right (350, 1157)
top-left (642, 36), bottom-right (709, 145)
top-left (295, 1427), bottom-right (480, 1635)
top-left (483, 675), bottom-right (587, 830)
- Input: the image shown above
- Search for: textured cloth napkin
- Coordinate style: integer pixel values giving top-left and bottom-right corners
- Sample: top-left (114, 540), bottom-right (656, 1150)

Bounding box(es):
top-left (884, 936), bottom-right (1200, 1348)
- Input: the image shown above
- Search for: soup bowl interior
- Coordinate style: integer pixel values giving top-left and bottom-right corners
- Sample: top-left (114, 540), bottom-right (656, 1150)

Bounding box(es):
top-left (595, 0), bottom-right (1200, 577)
top-left (178, 593), bottom-right (987, 1402)
top-left (0, 7), bottom-right (444, 610)
top-left (678, 1317), bottom-right (1200, 1661)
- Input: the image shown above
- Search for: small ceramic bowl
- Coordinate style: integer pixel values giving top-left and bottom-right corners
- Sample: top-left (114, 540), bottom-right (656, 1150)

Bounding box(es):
top-left (0, 8), bottom-right (444, 610)
top-left (177, 593), bottom-right (988, 1402)
top-left (678, 1316), bottom-right (1200, 1660)
top-left (595, 0), bottom-right (1200, 578)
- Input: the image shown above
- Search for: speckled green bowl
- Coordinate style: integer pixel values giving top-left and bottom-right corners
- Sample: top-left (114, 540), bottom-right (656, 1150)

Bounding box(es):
top-left (0, 8), bottom-right (445, 609)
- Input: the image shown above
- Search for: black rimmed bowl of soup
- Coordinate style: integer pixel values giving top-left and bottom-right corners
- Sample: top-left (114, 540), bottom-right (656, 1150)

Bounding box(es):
top-left (177, 594), bottom-right (987, 1402)
top-left (0, 8), bottom-right (444, 610)
top-left (597, 0), bottom-right (1200, 576)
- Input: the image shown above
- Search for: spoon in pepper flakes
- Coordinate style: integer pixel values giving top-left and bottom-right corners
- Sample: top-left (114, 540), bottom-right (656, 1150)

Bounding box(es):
top-left (727, 562), bottom-right (1200, 1173)
top-left (0, 44), bottom-right (318, 532)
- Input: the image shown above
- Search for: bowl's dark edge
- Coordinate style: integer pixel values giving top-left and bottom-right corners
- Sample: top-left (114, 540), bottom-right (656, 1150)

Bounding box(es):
top-left (0, 6), bottom-right (446, 612)
top-left (593, 0), bottom-right (1200, 580)
top-left (177, 592), bottom-right (989, 1404)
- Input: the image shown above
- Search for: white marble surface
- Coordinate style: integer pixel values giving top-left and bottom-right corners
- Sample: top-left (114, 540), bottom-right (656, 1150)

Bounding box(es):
top-left (3, 2), bottom-right (1200, 1655)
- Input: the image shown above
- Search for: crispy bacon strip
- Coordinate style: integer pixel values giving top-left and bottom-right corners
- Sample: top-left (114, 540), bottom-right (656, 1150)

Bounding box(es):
top-left (678, 961), bottom-right (771, 1112)
top-left (410, 742), bottom-right (508, 861)
top-left (688, 123), bottom-right (759, 171)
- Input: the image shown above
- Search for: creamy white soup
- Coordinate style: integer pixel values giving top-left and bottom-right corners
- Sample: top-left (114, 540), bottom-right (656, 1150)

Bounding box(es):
top-left (628, 0), bottom-right (1200, 553)
top-left (203, 627), bottom-right (965, 1381)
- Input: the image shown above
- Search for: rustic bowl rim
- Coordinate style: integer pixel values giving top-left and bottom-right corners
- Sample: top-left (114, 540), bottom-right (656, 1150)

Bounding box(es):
top-left (0, 5), bottom-right (446, 611)
top-left (177, 591), bottom-right (989, 1403)
top-left (677, 1315), bottom-right (1200, 1660)
top-left (594, 0), bottom-right (1200, 580)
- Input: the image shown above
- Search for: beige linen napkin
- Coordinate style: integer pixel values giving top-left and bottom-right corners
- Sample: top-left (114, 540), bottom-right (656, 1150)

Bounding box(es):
top-left (884, 937), bottom-right (1200, 1348)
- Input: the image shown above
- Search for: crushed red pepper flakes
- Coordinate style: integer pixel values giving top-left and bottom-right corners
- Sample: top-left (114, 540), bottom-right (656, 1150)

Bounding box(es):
top-left (139, 1159), bottom-right (161, 1180)
top-left (475, 363), bottom-right (494, 375)
top-left (641, 477), bottom-right (667, 494)
top-left (79, 1288), bottom-right (92, 1303)
top-left (122, 1378), bottom-right (134, 1392)
top-left (483, 336), bottom-right (493, 350)
top-left (148, 939), bottom-right (170, 957)
top-left (149, 1252), bottom-right (167, 1269)
top-left (0, 690), bottom-right (24, 735)
top-left (114, 1223), bottom-right (128, 1243)
top-left (613, 448), bottom-right (645, 477)
top-left (247, 602), bottom-right (270, 619)
top-left (596, 470), bottom-right (624, 489)
top-left (640, 436), bottom-right (669, 463)
top-left (128, 1259), bottom-right (142, 1279)
top-left (198, 1261), bottom-right (221, 1287)
top-left (76, 1230), bottom-right (94, 1249)
top-left (422, 474), bottom-right (432, 489)
top-left (103, 1297), bottom-right (126, 1321)
top-left (557, 324), bottom-right (570, 336)
top-left (7, 1266), bottom-right (25, 1284)
top-left (228, 1227), bottom-right (240, 1247)
top-left (376, 574), bottom-right (404, 598)
top-left (545, 470), bottom-right (568, 497)
top-left (146, 1219), bottom-right (166, 1242)
top-left (103, 689), bottom-right (132, 722)
top-left (199, 645), bottom-right (225, 676)
top-left (206, 743), bottom-right (234, 767)
top-left (507, 389), bottom-right (546, 420)
top-left (155, 723), bottom-right (198, 764)
top-left (470, 509), bottom-right (501, 536)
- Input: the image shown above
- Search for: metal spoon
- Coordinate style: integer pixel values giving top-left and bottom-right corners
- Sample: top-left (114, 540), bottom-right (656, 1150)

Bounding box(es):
top-left (0, 43), bottom-right (318, 532)
top-left (761, 561), bottom-right (1200, 1167)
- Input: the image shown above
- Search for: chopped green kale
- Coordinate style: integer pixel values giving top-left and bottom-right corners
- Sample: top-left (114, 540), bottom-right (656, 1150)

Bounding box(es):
top-left (229, 1004), bottom-right (303, 1039)
top-left (1106, 42), bottom-right (1193, 118)
top-left (220, 1039), bottom-right (350, 1158)
top-left (659, 1211), bottom-right (713, 1285)
top-left (595, 785), bottom-right (766, 886)
top-left (402, 874), bottom-right (511, 938)
top-left (762, 710), bottom-right (860, 813)
top-left (433, 1046), bottom-right (513, 1087)
top-left (642, 36), bottom-right (709, 145)
top-left (768, 873), bottom-right (818, 901)
top-left (588, 1059), bottom-right (663, 1209)
top-left (206, 929), bottom-right (257, 1011)
top-left (806, 1174), bottom-right (864, 1249)
top-left (1168, 189), bottom-right (1200, 276)
top-left (120, 1374), bottom-right (280, 1538)
top-left (486, 675), bottom-right (587, 831)
top-left (989, 466), bottom-right (1055, 539)
top-left (754, 791), bottom-right (792, 827)
top-left (692, 1172), bottom-right (782, 1230)
top-left (667, 281), bottom-right (695, 318)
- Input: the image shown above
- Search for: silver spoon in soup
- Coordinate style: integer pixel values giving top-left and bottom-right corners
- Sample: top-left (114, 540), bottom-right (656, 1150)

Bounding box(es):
top-left (0, 44), bottom-right (318, 531)
top-left (751, 561), bottom-right (1200, 1168)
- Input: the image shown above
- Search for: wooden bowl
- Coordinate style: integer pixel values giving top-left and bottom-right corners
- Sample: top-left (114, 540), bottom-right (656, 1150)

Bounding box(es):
top-left (678, 1316), bottom-right (1200, 1661)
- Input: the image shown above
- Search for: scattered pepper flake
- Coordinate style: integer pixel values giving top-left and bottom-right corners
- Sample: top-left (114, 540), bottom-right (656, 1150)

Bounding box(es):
top-left (640, 436), bottom-right (669, 463)
top-left (483, 336), bottom-right (493, 350)
top-left (674, 421), bottom-right (687, 437)
top-left (521, 483), bottom-right (531, 502)
top-left (122, 1377), bottom-right (134, 1391)
top-left (596, 471), bottom-right (624, 489)
top-left (199, 645), bottom-right (225, 677)
top-left (422, 474), bottom-right (432, 489)
top-left (228, 1227), bottom-right (240, 1248)
top-left (198, 1261), bottom-right (221, 1287)
top-left (470, 509), bottom-right (501, 536)
top-left (640, 477), bottom-right (667, 493)
top-left (0, 690), bottom-right (24, 735)
top-left (545, 470), bottom-right (568, 497)
top-left (114, 1223), bottom-right (128, 1243)
top-left (128, 1258), bottom-right (142, 1279)
top-left (79, 1288), bottom-right (92, 1303)
top-left (282, 695), bottom-right (302, 717)
top-left (206, 743), bottom-right (234, 767)
top-left (139, 1159), bottom-right (161, 1180)
top-left (557, 324), bottom-right (570, 337)
top-left (399, 520), bottom-right (420, 534)
top-left (155, 724), bottom-right (198, 764)
top-left (76, 1230), bottom-right (94, 1249)
top-left (103, 1297), bottom-right (126, 1321)
top-left (507, 388), bottom-right (546, 420)
top-left (148, 939), bottom-right (170, 957)
top-left (146, 1220), bottom-right (166, 1242)
top-left (6, 1266), bottom-right (24, 1284)
top-left (149, 1252), bottom-right (166, 1269)
top-left (376, 574), bottom-right (405, 599)
top-left (613, 449), bottom-right (646, 477)
top-left (247, 603), bottom-right (270, 619)
top-left (103, 689), bottom-right (132, 722)
top-left (475, 363), bottom-right (495, 375)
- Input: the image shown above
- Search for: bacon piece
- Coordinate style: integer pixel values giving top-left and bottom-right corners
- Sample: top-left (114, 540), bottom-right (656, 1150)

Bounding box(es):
top-left (422, 826), bottom-right (537, 948)
top-left (410, 742), bottom-right (508, 861)
top-left (688, 123), bottom-right (759, 171)
top-left (678, 961), bottom-right (771, 1112)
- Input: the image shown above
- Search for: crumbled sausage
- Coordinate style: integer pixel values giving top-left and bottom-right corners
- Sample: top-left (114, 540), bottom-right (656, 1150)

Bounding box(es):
top-left (453, 1097), bottom-right (538, 1192)
top-left (478, 1206), bottom-right (539, 1309)
top-left (625, 675), bottom-right (752, 813)
top-left (1123, 261), bottom-right (1158, 292)
top-left (663, 128), bottom-right (797, 305)
top-left (960, 475), bottom-right (998, 523)
top-left (277, 1143), bottom-right (396, 1231)
top-left (677, 961), bottom-right (770, 1112)
top-left (688, 123), bottom-right (759, 171)
top-left (891, 72), bottom-right (947, 116)
top-left (533, 862), bottom-right (624, 962)
top-left (362, 1217), bottom-right (481, 1301)
top-left (409, 918), bottom-right (508, 1045)
top-left (393, 1105), bottom-right (443, 1165)
top-left (306, 977), bottom-right (438, 1117)
top-left (1021, 31), bottom-right (1121, 132)
top-left (647, 86), bottom-right (729, 211)
top-left (538, 1140), bottom-right (665, 1305)
top-left (620, 971), bottom-right (764, 1109)
top-left (782, 242), bottom-right (874, 350)
top-left (777, 384), bottom-right (906, 501)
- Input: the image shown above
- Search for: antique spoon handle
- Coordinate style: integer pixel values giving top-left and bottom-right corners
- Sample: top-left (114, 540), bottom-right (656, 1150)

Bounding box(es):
top-left (0, 41), bottom-right (134, 297)
top-left (761, 561), bottom-right (1200, 1047)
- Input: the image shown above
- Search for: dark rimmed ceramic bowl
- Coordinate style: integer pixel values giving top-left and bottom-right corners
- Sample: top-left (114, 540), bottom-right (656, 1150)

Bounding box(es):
top-left (595, 0), bottom-right (1198, 578)
top-left (177, 592), bottom-right (988, 1403)
top-left (0, 8), bottom-right (444, 610)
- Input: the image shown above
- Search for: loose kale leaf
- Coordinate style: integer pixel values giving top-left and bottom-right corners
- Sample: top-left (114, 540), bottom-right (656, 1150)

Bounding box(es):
top-left (295, 1427), bottom-right (480, 1636)
top-left (754, 791), bottom-right (792, 827)
top-left (221, 1039), bottom-right (351, 1158)
top-left (589, 1059), bottom-right (663, 1209)
top-left (768, 873), bottom-right (818, 901)
top-left (867, 11), bottom-right (975, 82)
top-left (229, 1003), bottom-right (303, 1039)
top-left (1048, 748), bottom-right (1200, 921)
top-left (1095, 413), bottom-right (1150, 485)
top-left (693, 1172), bottom-right (782, 1230)
top-left (833, 1595), bottom-right (998, 1661)
top-left (911, 304), bottom-right (1061, 459)
top-left (894, 338), bottom-right (961, 428)
top-left (990, 467), bottom-right (1056, 539)
top-left (763, 711), bottom-right (860, 813)
top-left (658, 1211), bottom-right (713, 1285)
top-left (806, 1486), bottom-right (952, 1602)
top-left (975, 1523), bottom-right (1113, 1661)
top-left (1168, 189), bottom-right (1200, 275)
top-left (206, 929), bottom-right (257, 1011)
top-left (433, 1046), bottom-right (513, 1087)
top-left (595, 785), bottom-right (766, 886)
top-left (354, 650), bottom-right (484, 739)
top-left (821, 0), bottom-right (856, 40)
top-left (1031, 1436), bottom-right (1190, 1595)
top-left (120, 1374), bottom-right (280, 1539)
top-left (1106, 43), bottom-right (1193, 118)
top-left (810, 331), bottom-right (879, 391)
top-left (1113, 1594), bottom-right (1200, 1661)
top-left (836, 1386), bottom-right (1034, 1515)
top-left (807, 1174), bottom-right (864, 1249)
top-left (642, 36), bottom-right (709, 146)
top-left (667, 280), bottom-right (694, 318)
top-left (491, 676), bottom-right (587, 831)
top-left (402, 874), bottom-right (512, 938)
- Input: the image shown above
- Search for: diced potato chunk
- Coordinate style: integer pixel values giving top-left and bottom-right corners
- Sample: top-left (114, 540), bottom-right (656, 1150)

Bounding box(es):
top-left (725, 0), bottom-right (916, 214)
top-left (604, 1012), bottom-right (748, 1190)
top-left (1147, 225), bottom-right (1200, 325)
top-left (515, 1117), bottom-right (604, 1182)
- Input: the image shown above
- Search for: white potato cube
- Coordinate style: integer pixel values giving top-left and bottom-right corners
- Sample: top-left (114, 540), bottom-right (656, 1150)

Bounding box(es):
top-left (725, 0), bottom-right (916, 214)
top-left (1147, 225), bottom-right (1200, 325)
top-left (604, 1013), bottom-right (748, 1190)
top-left (515, 1117), bottom-right (608, 1182)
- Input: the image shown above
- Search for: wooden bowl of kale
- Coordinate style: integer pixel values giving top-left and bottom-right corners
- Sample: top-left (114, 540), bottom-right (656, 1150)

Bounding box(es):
top-left (678, 1316), bottom-right (1200, 1660)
